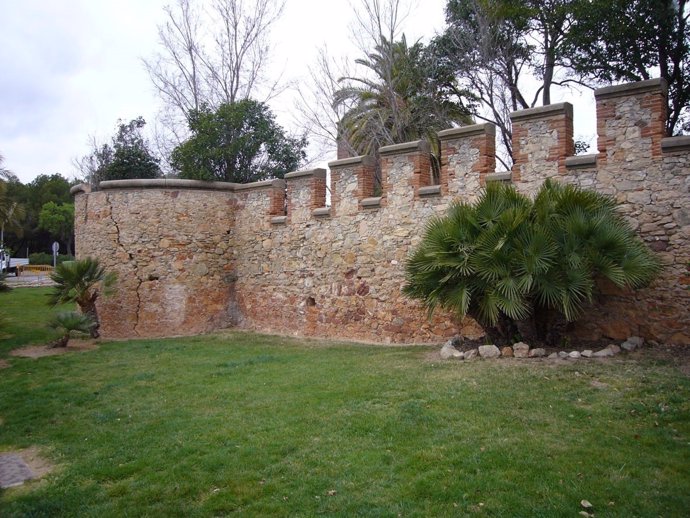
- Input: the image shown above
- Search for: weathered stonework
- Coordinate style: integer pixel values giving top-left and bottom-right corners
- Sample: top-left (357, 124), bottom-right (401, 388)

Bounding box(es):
top-left (73, 182), bottom-right (237, 338)
top-left (73, 78), bottom-right (690, 345)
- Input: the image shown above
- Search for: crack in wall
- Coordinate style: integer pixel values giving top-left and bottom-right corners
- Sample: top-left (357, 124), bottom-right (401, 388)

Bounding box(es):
top-left (132, 276), bottom-right (143, 336)
top-left (105, 192), bottom-right (142, 336)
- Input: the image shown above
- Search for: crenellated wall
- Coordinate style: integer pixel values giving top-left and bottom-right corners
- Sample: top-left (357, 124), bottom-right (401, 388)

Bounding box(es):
top-left (73, 78), bottom-right (690, 345)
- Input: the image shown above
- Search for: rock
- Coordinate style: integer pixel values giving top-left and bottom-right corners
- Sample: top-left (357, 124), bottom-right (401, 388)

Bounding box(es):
top-left (581, 499), bottom-right (593, 510)
top-left (621, 336), bottom-right (644, 351)
top-left (568, 351), bottom-right (582, 359)
top-left (627, 336), bottom-right (644, 347)
top-left (581, 350), bottom-right (593, 358)
top-left (440, 342), bottom-right (464, 360)
top-left (528, 348), bottom-right (546, 358)
top-left (478, 345), bottom-right (500, 359)
top-left (464, 348), bottom-right (477, 360)
top-left (447, 335), bottom-right (463, 347)
top-left (558, 351), bottom-right (569, 359)
top-left (548, 352), bottom-right (558, 359)
top-left (592, 347), bottom-right (614, 358)
top-left (513, 342), bottom-right (530, 358)
top-left (501, 346), bottom-right (514, 357)
top-left (608, 344), bottom-right (621, 354)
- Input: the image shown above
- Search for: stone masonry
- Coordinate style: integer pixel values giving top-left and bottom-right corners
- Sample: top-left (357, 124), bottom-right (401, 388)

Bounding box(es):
top-left (73, 79), bottom-right (690, 345)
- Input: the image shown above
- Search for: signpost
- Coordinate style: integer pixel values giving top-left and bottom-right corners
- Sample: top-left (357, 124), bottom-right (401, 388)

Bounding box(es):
top-left (52, 241), bottom-right (59, 269)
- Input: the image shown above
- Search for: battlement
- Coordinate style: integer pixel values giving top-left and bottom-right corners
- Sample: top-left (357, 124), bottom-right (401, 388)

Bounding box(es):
top-left (73, 78), bottom-right (690, 345)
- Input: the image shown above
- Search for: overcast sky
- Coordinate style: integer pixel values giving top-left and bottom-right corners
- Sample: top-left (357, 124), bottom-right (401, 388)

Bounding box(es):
top-left (0, 0), bottom-right (595, 184)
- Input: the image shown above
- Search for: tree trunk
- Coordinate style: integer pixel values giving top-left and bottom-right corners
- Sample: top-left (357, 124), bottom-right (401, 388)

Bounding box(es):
top-left (81, 301), bottom-right (101, 339)
top-left (48, 335), bottom-right (70, 348)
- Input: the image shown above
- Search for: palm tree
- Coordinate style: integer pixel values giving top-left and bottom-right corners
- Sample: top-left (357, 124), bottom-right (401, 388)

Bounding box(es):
top-left (49, 258), bottom-right (116, 338)
top-left (0, 154), bottom-right (24, 249)
top-left (334, 35), bottom-right (473, 183)
top-left (404, 180), bottom-right (660, 344)
top-left (48, 311), bottom-right (95, 348)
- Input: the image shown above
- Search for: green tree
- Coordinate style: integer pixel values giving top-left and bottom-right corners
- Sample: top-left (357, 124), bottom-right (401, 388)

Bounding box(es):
top-left (49, 258), bottom-right (116, 339)
top-left (38, 202), bottom-right (74, 256)
top-left (78, 117), bottom-right (161, 186)
top-left (564, 0), bottom-right (689, 134)
top-left (335, 35), bottom-right (473, 166)
top-left (404, 180), bottom-right (659, 344)
top-left (171, 100), bottom-right (307, 183)
top-left (5, 174), bottom-right (73, 257)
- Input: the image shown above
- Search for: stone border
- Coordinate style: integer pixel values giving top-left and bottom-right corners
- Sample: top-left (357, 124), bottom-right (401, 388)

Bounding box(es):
top-left (439, 336), bottom-right (644, 361)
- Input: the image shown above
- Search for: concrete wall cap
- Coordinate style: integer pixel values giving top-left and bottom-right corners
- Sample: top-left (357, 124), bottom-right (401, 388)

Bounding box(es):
top-left (565, 154), bottom-right (598, 168)
top-left (328, 155), bottom-right (376, 169)
top-left (70, 183), bottom-right (91, 195)
top-left (510, 102), bottom-right (573, 122)
top-left (312, 207), bottom-right (331, 217)
top-left (234, 178), bottom-right (285, 191)
top-left (438, 123), bottom-right (496, 141)
top-left (360, 196), bottom-right (382, 207)
top-left (284, 168), bottom-right (327, 179)
top-left (418, 185), bottom-right (441, 196)
top-left (485, 172), bottom-right (512, 182)
top-left (379, 139), bottom-right (429, 156)
top-left (594, 78), bottom-right (668, 100)
top-left (661, 135), bottom-right (690, 152)
top-left (99, 178), bottom-right (238, 191)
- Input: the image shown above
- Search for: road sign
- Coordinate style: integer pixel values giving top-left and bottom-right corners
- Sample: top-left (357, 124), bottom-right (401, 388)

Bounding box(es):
top-left (52, 242), bottom-right (60, 254)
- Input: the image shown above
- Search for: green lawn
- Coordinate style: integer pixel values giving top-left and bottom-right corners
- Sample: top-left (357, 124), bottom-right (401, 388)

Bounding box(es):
top-left (1, 289), bottom-right (689, 517)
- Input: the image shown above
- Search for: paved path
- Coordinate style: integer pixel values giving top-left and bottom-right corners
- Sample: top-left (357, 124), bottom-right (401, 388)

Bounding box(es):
top-left (0, 453), bottom-right (34, 488)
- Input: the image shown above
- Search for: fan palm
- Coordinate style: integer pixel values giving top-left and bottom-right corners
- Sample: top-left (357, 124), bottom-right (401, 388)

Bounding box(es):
top-left (49, 258), bottom-right (116, 338)
top-left (48, 311), bottom-right (95, 348)
top-left (404, 180), bottom-right (660, 344)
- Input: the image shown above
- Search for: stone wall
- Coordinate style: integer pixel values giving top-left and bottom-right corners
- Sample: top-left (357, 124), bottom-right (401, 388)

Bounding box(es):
top-left (73, 180), bottom-right (237, 338)
top-left (73, 78), bottom-right (690, 345)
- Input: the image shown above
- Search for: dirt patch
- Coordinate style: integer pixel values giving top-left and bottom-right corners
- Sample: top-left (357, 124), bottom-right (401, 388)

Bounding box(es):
top-left (0, 359), bottom-right (10, 369)
top-left (17, 446), bottom-right (55, 479)
top-left (10, 339), bottom-right (98, 359)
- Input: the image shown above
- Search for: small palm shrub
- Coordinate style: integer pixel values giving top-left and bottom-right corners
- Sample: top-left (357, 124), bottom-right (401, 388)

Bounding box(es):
top-left (48, 311), bottom-right (94, 348)
top-left (49, 258), bottom-right (116, 338)
top-left (403, 180), bottom-right (660, 345)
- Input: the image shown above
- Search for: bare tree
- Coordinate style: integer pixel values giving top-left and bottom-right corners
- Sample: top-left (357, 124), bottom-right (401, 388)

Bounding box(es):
top-left (440, 0), bottom-right (582, 168)
top-left (294, 49), bottom-right (356, 162)
top-left (143, 0), bottom-right (285, 146)
top-left (293, 0), bottom-right (410, 160)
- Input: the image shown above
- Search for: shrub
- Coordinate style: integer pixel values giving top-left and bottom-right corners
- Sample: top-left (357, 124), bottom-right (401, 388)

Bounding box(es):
top-left (29, 253), bottom-right (75, 266)
top-left (48, 311), bottom-right (94, 348)
top-left (403, 180), bottom-right (660, 345)
top-left (49, 258), bottom-right (116, 338)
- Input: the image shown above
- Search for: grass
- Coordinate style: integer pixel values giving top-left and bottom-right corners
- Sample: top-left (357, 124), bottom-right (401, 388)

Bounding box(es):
top-left (1, 289), bottom-right (689, 516)
top-left (0, 287), bottom-right (70, 356)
